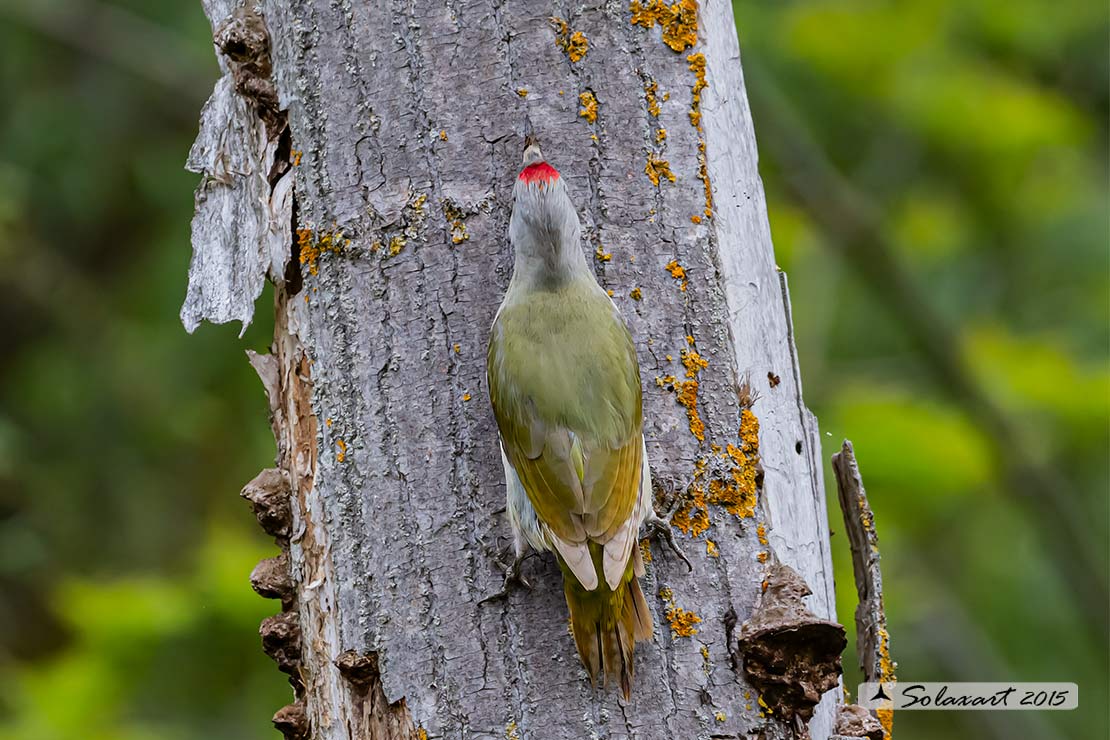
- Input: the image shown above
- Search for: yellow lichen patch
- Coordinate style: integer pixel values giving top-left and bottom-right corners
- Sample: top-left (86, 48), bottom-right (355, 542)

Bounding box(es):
top-left (439, 129), bottom-right (448, 141)
top-left (678, 379), bottom-right (704, 440)
top-left (516, 88), bottom-right (528, 97)
top-left (664, 259), bottom-right (688, 291)
top-left (325, 418), bottom-right (333, 427)
top-left (644, 78), bottom-right (662, 117)
top-left (606, 289), bottom-right (614, 297)
top-left (640, 538), bottom-right (653, 563)
top-left (687, 53), bottom-right (708, 126)
top-left (656, 128), bottom-right (667, 142)
top-left (630, 287), bottom-right (643, 301)
top-left (706, 539), bottom-right (719, 557)
top-left (671, 482), bottom-right (709, 536)
top-left (691, 214), bottom-right (701, 224)
top-left (877, 626), bottom-right (896, 738)
top-left (442, 200), bottom-right (470, 245)
top-left (659, 348), bottom-right (707, 441)
top-left (453, 343), bottom-right (461, 354)
top-left (758, 695), bottom-right (772, 717)
top-left (660, 589), bottom-right (701, 638)
top-left (714, 711), bottom-right (726, 722)
top-left (291, 149), bottom-right (303, 166)
top-left (681, 349), bottom-right (707, 377)
top-left (551, 18), bottom-right (589, 62)
top-left (629, 0), bottom-right (699, 52)
top-left (697, 141), bottom-right (713, 219)
top-left (505, 720), bottom-right (520, 740)
top-left (417, 729), bottom-right (428, 740)
top-left (578, 91), bottom-right (598, 123)
top-left (388, 235), bottom-right (406, 257)
top-left (336, 439), bottom-right (347, 463)
top-left (645, 154), bottom-right (676, 186)
top-left (685, 53), bottom-right (714, 220)
top-left (462, 393), bottom-right (472, 402)
top-left (298, 227), bottom-right (349, 276)
top-left (756, 551), bottom-right (768, 563)
top-left (756, 521), bottom-right (768, 545)
top-left (706, 409), bottom-right (761, 518)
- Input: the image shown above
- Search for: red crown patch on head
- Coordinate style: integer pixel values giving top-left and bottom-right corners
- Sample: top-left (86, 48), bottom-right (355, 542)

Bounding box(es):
top-left (519, 161), bottom-right (559, 185)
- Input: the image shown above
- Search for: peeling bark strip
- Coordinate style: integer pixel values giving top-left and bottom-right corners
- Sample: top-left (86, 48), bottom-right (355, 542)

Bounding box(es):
top-left (832, 441), bottom-right (896, 739)
top-left (186, 0), bottom-right (841, 738)
top-left (181, 2), bottom-right (293, 334)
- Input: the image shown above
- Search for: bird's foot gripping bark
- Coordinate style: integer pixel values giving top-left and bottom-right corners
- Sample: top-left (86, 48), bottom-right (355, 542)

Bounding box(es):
top-left (478, 549), bottom-right (533, 604)
top-left (641, 473), bottom-right (693, 571)
top-left (641, 514), bottom-right (692, 572)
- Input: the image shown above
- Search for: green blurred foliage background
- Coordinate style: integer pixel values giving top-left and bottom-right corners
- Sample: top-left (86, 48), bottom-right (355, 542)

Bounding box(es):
top-left (0, 1), bottom-right (1105, 739)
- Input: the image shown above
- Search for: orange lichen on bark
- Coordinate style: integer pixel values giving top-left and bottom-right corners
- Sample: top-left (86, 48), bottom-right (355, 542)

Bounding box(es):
top-left (442, 200), bottom-right (469, 245)
top-left (686, 53), bottom-right (714, 220)
top-left (551, 18), bottom-right (589, 62)
top-left (681, 348), bottom-right (706, 377)
top-left (630, 287), bottom-right (643, 301)
top-left (687, 53), bottom-right (707, 128)
top-left (640, 539), bottom-right (653, 563)
top-left (516, 88), bottom-right (528, 97)
top-left (298, 227), bottom-right (349, 276)
top-left (645, 154), bottom-right (676, 186)
top-left (877, 626), bottom-right (897, 738)
top-left (644, 78), bottom-right (662, 117)
top-left (664, 259), bottom-right (688, 291)
top-left (671, 481), bottom-right (709, 536)
top-left (629, 0), bottom-right (699, 52)
top-left (578, 91), bottom-right (598, 123)
top-left (706, 409), bottom-right (761, 518)
top-left (656, 128), bottom-right (667, 142)
top-left (706, 539), bottom-right (719, 557)
top-left (336, 439), bottom-right (347, 463)
top-left (594, 245), bottom-right (612, 262)
top-left (659, 587), bottom-right (701, 637)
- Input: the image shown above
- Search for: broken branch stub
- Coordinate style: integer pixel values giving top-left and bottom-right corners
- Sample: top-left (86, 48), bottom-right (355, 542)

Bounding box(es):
top-left (272, 702), bottom-right (309, 740)
top-left (738, 563), bottom-right (846, 732)
top-left (240, 467), bottom-right (293, 538)
top-left (250, 553), bottom-right (294, 603)
top-left (832, 440), bottom-right (896, 739)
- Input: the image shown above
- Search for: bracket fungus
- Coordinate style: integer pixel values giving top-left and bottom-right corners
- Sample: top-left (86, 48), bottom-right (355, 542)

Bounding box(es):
top-left (738, 563), bottom-right (846, 734)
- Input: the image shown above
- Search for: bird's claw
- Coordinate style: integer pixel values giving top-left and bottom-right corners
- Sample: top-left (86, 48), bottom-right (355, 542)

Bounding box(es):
top-left (479, 551), bottom-right (533, 604)
top-left (642, 513), bottom-right (693, 572)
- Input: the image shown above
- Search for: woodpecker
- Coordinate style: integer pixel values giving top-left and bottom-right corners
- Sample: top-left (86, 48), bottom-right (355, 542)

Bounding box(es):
top-left (485, 140), bottom-right (657, 698)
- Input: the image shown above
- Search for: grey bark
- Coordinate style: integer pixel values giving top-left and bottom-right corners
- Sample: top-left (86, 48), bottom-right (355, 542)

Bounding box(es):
top-left (184, 1), bottom-right (841, 738)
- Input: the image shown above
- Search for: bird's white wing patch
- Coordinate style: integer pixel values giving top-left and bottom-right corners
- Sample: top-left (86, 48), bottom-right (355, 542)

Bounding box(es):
top-left (551, 535), bottom-right (597, 591)
top-left (602, 516), bottom-right (639, 591)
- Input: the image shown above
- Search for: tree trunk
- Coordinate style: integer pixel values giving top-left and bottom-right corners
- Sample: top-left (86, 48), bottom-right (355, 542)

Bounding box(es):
top-left (183, 1), bottom-right (841, 738)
